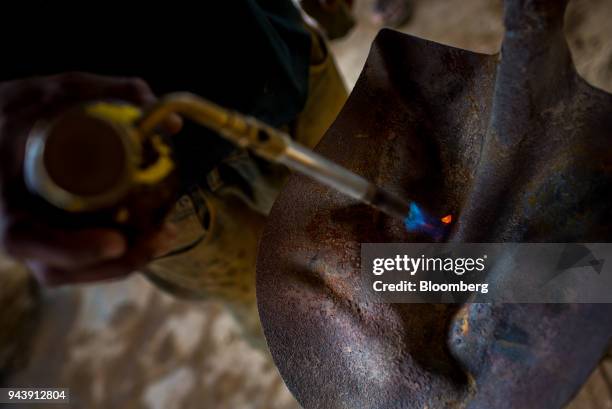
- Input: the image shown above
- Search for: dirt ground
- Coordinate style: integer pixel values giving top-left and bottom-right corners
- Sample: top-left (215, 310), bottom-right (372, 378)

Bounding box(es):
top-left (333, 0), bottom-right (612, 94)
top-left (1, 1), bottom-right (611, 408)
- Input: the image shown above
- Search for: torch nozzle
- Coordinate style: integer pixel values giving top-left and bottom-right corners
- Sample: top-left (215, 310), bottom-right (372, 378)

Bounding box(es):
top-left (138, 93), bottom-right (449, 235)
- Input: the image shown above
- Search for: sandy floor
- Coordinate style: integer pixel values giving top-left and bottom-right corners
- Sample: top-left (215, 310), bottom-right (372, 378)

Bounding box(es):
top-left (333, 0), bottom-right (612, 94)
top-left (331, 0), bottom-right (504, 89)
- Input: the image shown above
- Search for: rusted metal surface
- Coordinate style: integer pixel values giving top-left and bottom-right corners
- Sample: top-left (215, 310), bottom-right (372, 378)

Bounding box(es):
top-left (257, 1), bottom-right (612, 408)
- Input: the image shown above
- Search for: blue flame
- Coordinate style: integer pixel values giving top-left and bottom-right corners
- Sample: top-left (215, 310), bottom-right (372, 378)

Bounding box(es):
top-left (404, 202), bottom-right (425, 231)
top-left (404, 202), bottom-right (445, 240)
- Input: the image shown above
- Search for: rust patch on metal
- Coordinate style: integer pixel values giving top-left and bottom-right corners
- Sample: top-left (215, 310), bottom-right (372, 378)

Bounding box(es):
top-left (257, 1), bottom-right (612, 408)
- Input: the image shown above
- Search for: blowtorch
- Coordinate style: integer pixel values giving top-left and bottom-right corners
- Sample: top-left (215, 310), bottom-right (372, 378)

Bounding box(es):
top-left (24, 92), bottom-right (450, 236)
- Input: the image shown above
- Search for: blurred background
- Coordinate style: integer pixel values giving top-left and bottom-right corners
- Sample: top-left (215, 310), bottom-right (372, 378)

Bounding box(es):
top-left (1, 0), bottom-right (611, 408)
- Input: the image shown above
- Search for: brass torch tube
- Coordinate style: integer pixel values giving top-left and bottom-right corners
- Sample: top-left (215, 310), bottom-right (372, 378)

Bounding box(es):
top-left (138, 93), bottom-right (411, 220)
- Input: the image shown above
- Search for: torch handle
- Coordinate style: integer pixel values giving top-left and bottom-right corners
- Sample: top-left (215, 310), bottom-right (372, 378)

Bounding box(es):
top-left (139, 93), bottom-right (412, 220)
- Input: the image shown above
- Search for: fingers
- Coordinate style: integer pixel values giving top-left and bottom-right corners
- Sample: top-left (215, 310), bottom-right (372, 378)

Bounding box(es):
top-left (0, 73), bottom-right (155, 117)
top-left (17, 223), bottom-right (177, 286)
top-left (0, 73), bottom-right (182, 287)
top-left (2, 221), bottom-right (127, 270)
top-left (49, 72), bottom-right (157, 106)
top-left (0, 72), bottom-right (184, 145)
top-left (1, 72), bottom-right (187, 139)
top-left (161, 113), bottom-right (183, 135)
top-left (43, 73), bottom-right (185, 134)
top-left (35, 73), bottom-right (183, 133)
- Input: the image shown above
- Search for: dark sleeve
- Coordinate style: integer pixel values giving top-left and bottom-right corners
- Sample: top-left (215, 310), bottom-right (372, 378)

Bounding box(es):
top-left (0, 0), bottom-right (311, 187)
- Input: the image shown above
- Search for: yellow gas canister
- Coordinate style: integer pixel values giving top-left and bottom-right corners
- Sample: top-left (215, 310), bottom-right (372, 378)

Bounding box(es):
top-left (23, 102), bottom-right (178, 235)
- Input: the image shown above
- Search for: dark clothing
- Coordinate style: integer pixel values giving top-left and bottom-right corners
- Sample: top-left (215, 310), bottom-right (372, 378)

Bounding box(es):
top-left (0, 1), bottom-right (311, 188)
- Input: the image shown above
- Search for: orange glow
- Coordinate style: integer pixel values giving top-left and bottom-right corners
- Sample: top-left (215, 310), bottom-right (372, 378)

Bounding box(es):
top-left (441, 214), bottom-right (453, 224)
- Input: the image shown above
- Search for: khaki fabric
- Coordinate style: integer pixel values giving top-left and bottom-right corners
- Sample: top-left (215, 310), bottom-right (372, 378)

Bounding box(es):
top-left (144, 27), bottom-right (347, 344)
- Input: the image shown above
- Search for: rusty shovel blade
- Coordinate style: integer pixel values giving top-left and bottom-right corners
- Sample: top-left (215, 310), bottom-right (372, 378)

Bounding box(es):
top-left (257, 1), bottom-right (612, 408)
